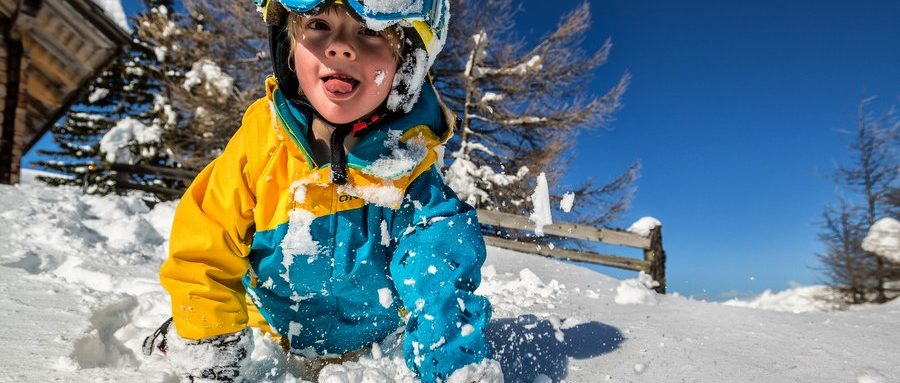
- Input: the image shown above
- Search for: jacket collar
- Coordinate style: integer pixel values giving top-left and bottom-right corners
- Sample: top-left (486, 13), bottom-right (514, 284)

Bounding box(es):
top-left (265, 76), bottom-right (456, 180)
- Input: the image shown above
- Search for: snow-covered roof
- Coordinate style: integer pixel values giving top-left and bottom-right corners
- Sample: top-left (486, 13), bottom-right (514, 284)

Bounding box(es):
top-left (92, 0), bottom-right (130, 32)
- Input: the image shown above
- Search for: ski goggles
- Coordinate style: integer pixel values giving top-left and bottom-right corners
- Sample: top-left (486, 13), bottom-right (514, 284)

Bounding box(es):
top-left (259, 0), bottom-right (445, 28)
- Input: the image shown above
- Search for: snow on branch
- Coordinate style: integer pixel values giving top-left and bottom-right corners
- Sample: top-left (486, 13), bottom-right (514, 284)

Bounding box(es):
top-left (474, 55), bottom-right (542, 78)
top-left (862, 217), bottom-right (900, 263)
top-left (183, 59), bottom-right (235, 102)
top-left (99, 118), bottom-right (163, 164)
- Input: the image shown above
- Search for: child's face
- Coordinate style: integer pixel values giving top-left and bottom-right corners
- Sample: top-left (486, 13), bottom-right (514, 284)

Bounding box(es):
top-left (293, 9), bottom-right (399, 124)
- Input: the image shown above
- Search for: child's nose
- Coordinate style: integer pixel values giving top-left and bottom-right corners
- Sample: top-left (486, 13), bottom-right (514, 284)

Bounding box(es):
top-left (326, 41), bottom-right (356, 61)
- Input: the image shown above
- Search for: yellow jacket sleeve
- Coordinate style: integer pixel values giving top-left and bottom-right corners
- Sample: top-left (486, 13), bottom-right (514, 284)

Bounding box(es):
top-left (160, 101), bottom-right (264, 340)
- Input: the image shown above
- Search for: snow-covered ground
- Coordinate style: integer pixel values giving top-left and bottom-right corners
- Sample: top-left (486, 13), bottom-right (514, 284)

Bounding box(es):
top-left (0, 184), bottom-right (897, 382)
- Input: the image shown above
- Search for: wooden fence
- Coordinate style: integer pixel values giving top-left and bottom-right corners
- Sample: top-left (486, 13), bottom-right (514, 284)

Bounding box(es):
top-left (105, 163), bottom-right (667, 293)
top-left (477, 210), bottom-right (666, 293)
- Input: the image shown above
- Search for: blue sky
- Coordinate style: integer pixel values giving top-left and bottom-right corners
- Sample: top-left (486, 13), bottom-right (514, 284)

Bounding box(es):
top-left (513, 0), bottom-right (900, 299)
top-left (24, 0), bottom-right (899, 300)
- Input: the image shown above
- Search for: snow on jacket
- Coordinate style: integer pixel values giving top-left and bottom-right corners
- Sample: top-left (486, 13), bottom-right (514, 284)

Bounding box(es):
top-left (160, 76), bottom-right (492, 382)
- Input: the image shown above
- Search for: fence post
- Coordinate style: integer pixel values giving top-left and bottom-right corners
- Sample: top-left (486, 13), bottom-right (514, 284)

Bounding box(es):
top-left (643, 226), bottom-right (667, 294)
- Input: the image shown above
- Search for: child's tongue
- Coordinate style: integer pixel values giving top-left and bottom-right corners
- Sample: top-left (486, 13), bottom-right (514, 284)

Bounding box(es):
top-left (324, 77), bottom-right (354, 94)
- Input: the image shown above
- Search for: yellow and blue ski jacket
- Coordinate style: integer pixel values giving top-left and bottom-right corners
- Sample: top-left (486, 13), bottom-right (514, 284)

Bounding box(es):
top-left (160, 77), bottom-right (491, 382)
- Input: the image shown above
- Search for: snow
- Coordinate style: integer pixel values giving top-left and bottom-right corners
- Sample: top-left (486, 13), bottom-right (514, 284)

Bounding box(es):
top-left (1, 185), bottom-right (899, 382)
top-left (614, 272), bottom-right (660, 305)
top-left (862, 217), bottom-right (900, 262)
top-left (18, 168), bottom-right (72, 184)
top-left (444, 141), bottom-right (528, 207)
top-left (166, 327), bottom-right (254, 380)
top-left (473, 54), bottom-right (543, 78)
top-left (529, 172), bottom-right (552, 236)
top-left (466, 32), bottom-right (488, 78)
top-left (377, 288), bottom-right (393, 309)
top-left (152, 94), bottom-right (176, 129)
top-left (99, 118), bottom-right (163, 164)
top-left (627, 216), bottom-right (661, 237)
top-left (446, 359), bottom-right (503, 383)
top-left (360, 0), bottom-right (424, 16)
top-left (387, 48), bottom-right (429, 113)
top-left (336, 183), bottom-right (404, 209)
top-left (380, 220), bottom-right (391, 246)
top-left (280, 208), bottom-right (318, 262)
top-left (92, 0), bottom-right (130, 32)
top-left (480, 92), bottom-right (504, 103)
top-left (183, 59), bottom-right (235, 102)
top-left (363, 130), bottom-right (428, 179)
top-left (88, 88), bottom-right (110, 103)
top-left (281, 182), bottom-right (321, 260)
top-left (559, 192), bottom-right (575, 213)
top-left (723, 284), bottom-right (843, 313)
top-left (153, 46), bottom-right (166, 62)
top-left (495, 55), bottom-right (542, 77)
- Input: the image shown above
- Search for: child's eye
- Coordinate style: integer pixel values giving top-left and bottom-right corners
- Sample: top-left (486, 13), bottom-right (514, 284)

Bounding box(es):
top-left (359, 27), bottom-right (381, 37)
top-left (307, 19), bottom-right (329, 31)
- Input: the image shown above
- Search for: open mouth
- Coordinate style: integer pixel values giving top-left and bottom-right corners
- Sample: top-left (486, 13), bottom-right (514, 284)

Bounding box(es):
top-left (322, 74), bottom-right (360, 96)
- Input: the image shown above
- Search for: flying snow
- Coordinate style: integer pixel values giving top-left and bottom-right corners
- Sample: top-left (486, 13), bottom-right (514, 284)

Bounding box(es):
top-left (529, 172), bottom-right (552, 236)
top-left (559, 192), bottom-right (575, 213)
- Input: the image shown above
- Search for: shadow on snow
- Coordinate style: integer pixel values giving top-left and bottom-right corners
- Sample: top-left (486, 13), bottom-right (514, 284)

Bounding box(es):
top-left (488, 315), bottom-right (623, 382)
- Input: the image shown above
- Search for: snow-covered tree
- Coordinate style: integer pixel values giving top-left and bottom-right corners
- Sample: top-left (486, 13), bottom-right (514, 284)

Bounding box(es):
top-left (34, 0), bottom-right (268, 199)
top-left (433, 0), bottom-right (637, 227)
top-left (820, 98), bottom-right (899, 303)
top-left (33, 2), bottom-right (175, 194)
top-left (135, 0), bottom-right (268, 170)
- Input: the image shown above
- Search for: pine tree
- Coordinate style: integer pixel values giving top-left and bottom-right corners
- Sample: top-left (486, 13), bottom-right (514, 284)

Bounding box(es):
top-left (33, 0), bottom-right (177, 194)
top-left (433, 0), bottom-right (637, 228)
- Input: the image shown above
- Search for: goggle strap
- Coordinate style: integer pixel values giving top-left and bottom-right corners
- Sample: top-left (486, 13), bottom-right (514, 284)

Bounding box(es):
top-left (263, 0), bottom-right (288, 25)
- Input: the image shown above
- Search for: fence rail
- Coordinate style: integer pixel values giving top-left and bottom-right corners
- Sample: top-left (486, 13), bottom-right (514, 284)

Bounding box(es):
top-left (106, 163), bottom-right (667, 293)
top-left (477, 209), bottom-right (666, 293)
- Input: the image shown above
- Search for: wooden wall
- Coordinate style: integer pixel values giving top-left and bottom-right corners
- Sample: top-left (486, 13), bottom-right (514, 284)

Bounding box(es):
top-left (0, 0), bottom-right (129, 184)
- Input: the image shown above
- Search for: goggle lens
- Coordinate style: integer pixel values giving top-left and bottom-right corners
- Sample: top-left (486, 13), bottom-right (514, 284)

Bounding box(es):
top-left (277, 0), bottom-right (328, 13)
top-left (275, 0), bottom-right (438, 24)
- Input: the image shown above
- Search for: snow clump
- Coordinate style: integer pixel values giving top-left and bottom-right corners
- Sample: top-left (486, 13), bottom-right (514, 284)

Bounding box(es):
top-left (183, 59), bottom-right (234, 102)
top-left (364, 130), bottom-right (429, 179)
top-left (862, 217), bottom-right (900, 262)
top-left (446, 358), bottom-right (504, 383)
top-left (336, 183), bottom-right (404, 209)
top-left (559, 192), bottom-right (575, 213)
top-left (280, 180), bottom-right (322, 264)
top-left (628, 216), bottom-right (661, 237)
top-left (444, 141), bottom-right (528, 207)
top-left (723, 284), bottom-right (843, 313)
top-left (99, 117), bottom-right (163, 164)
top-left (88, 88), bottom-right (109, 103)
top-left (614, 272), bottom-right (660, 305)
top-left (477, 266), bottom-right (564, 317)
top-left (529, 172), bottom-right (552, 236)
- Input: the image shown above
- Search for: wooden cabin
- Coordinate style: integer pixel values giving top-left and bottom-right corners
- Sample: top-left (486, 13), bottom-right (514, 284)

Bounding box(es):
top-left (1, 0), bottom-right (129, 184)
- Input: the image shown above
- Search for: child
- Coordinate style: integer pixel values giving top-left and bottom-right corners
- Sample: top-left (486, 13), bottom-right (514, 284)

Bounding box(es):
top-left (149, 0), bottom-right (498, 381)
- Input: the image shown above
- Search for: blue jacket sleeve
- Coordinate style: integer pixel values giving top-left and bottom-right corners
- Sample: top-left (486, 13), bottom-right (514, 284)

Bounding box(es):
top-left (389, 166), bottom-right (492, 383)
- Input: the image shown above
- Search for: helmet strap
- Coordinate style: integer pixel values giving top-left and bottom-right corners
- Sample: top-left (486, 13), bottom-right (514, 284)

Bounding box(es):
top-left (311, 105), bottom-right (392, 185)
